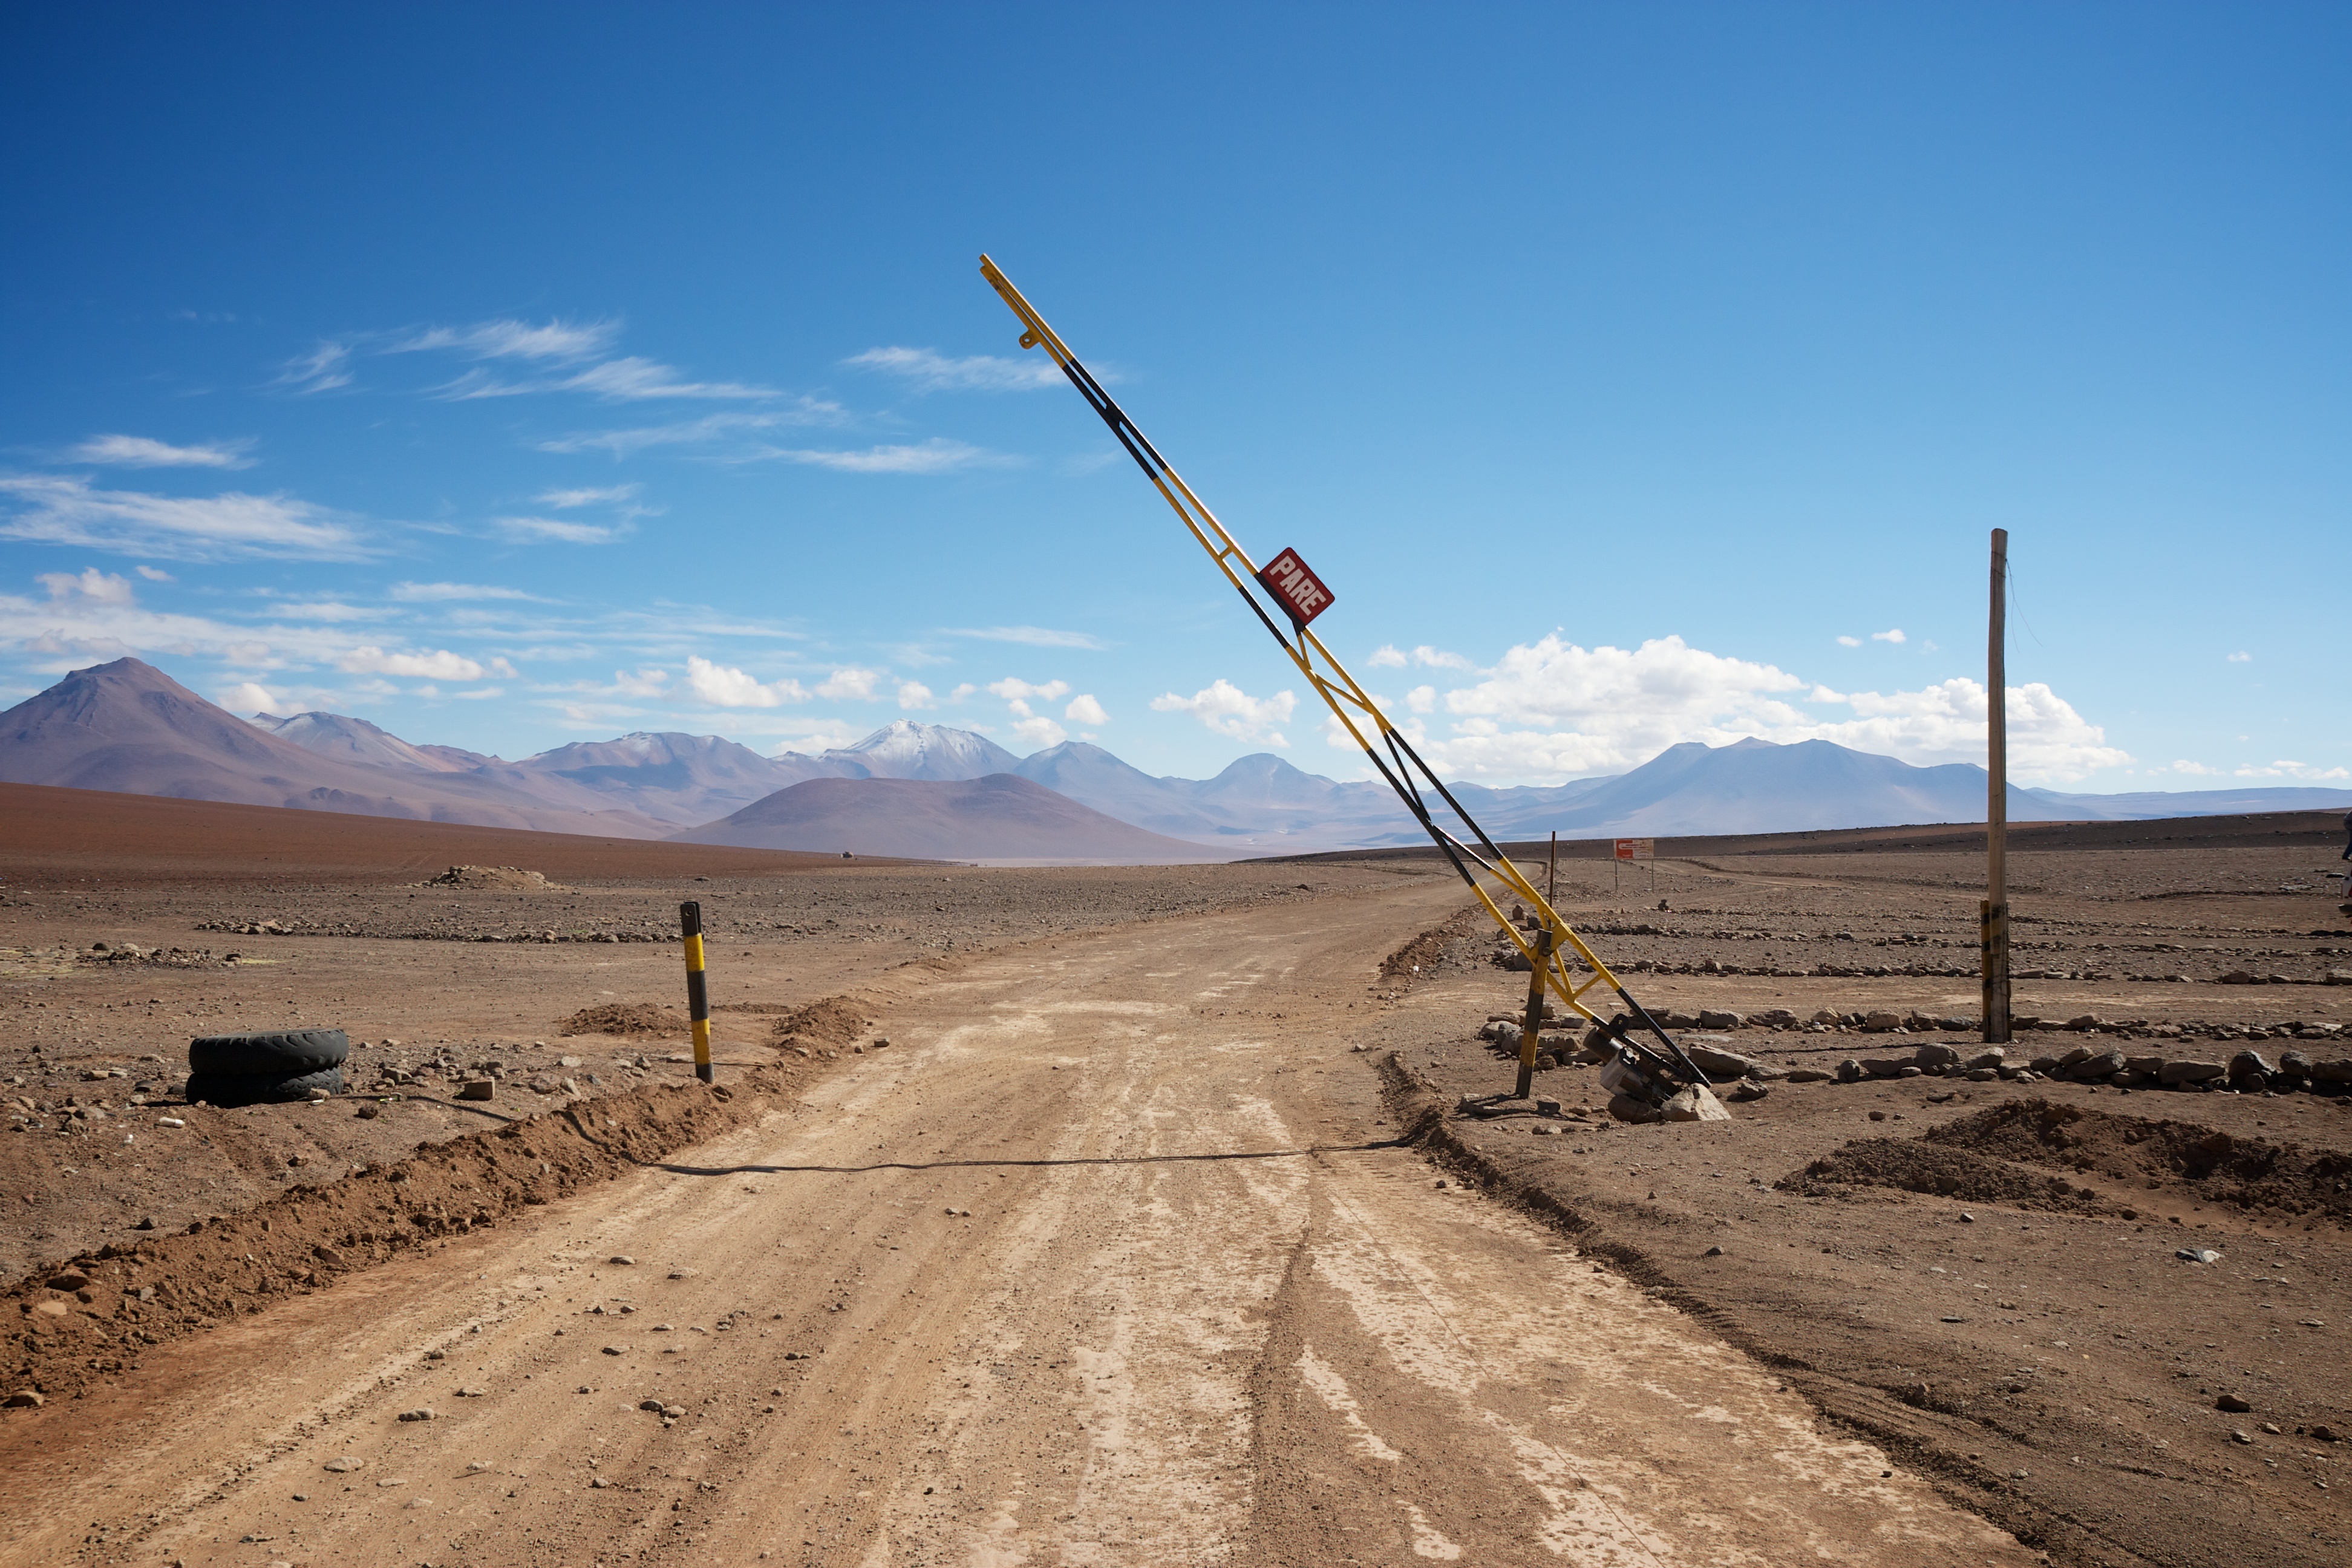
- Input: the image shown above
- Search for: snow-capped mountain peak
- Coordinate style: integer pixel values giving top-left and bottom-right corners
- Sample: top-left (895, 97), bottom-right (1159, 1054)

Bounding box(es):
top-left (824, 720), bottom-right (1022, 782)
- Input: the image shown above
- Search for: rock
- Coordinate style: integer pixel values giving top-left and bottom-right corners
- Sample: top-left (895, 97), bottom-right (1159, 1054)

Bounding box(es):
top-left (2313, 1058), bottom-right (2352, 1083)
top-left (1786, 1068), bottom-right (1832, 1083)
top-left (2029, 1055), bottom-right (2063, 1073)
top-left (601, 1345), bottom-right (626, 1356)
top-left (530, 1075), bottom-right (559, 1096)
top-left (1964, 1048), bottom-right (2006, 1070)
top-left (2177, 1247), bottom-right (2223, 1264)
top-left (1662, 1083), bottom-right (1732, 1122)
top-left (2328, 969), bottom-right (2352, 986)
top-left (1863, 1011), bottom-right (1904, 1033)
top-left (1703, 1245), bottom-right (1724, 1257)
top-left (1697, 1010), bottom-right (1743, 1031)
top-left (2062, 1050), bottom-right (2125, 1081)
top-left (1912, 1044), bottom-right (1962, 1070)
top-left (47, 1270), bottom-right (91, 1292)
top-left (608, 1255), bottom-right (635, 1266)
top-left (662, 1403), bottom-right (687, 1418)
top-left (1751, 1008), bottom-right (1798, 1028)
top-left (456, 1386), bottom-right (486, 1397)
top-left (2230, 1428), bottom-right (2255, 1445)
top-left (2216, 1393), bottom-right (2252, 1412)
top-left (2261, 1422), bottom-right (2282, 1435)
top-left (2065, 1014), bottom-right (2104, 1033)
top-left (638, 1398), bottom-right (666, 1411)
top-left (1726, 1077), bottom-right (1770, 1102)
top-left (1684, 1045), bottom-right (1765, 1079)
top-left (1965, 1067), bottom-right (2000, 1082)
top-left (396, 1408), bottom-right (436, 1422)
top-left (2057, 1044), bottom-right (2096, 1068)
top-left (456, 1080), bottom-right (494, 1102)
top-left (1860, 1057), bottom-right (1910, 1079)
top-left (2158, 1060), bottom-right (2226, 1085)
top-left (2123, 1055), bottom-right (2167, 1076)
top-left (2227, 1050), bottom-right (2276, 1080)
top-left (2279, 1050), bottom-right (2314, 1078)
top-left (1606, 1094), bottom-right (1661, 1125)
top-left (2315, 1424), bottom-right (2341, 1442)
top-left (1835, 1058), bottom-right (1864, 1083)
top-left (323, 1457), bottom-right (364, 1472)
top-left (3, 1390), bottom-right (43, 1408)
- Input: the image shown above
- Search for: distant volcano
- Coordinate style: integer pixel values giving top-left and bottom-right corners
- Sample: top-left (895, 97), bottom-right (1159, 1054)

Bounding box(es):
top-left (668, 773), bottom-right (1226, 863)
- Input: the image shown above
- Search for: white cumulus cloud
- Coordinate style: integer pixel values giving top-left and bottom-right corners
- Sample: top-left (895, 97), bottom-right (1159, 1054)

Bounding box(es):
top-left (1870, 628), bottom-right (1907, 644)
top-left (336, 647), bottom-right (506, 681)
top-left (1152, 679), bottom-right (1297, 746)
top-left (685, 656), bottom-right (810, 708)
top-left (1367, 644), bottom-right (1408, 668)
top-left (1400, 631), bottom-right (2128, 783)
top-left (815, 667), bottom-right (883, 701)
top-left (37, 567), bottom-right (135, 605)
top-left (1064, 693), bottom-right (1108, 726)
top-left (220, 681), bottom-right (290, 716)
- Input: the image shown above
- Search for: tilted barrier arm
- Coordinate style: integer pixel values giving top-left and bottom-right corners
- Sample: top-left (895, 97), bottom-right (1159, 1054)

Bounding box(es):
top-left (979, 255), bottom-right (1708, 1096)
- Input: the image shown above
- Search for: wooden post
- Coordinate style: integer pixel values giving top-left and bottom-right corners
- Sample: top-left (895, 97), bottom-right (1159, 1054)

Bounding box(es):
top-left (1512, 832), bottom-right (1563, 1100)
top-left (680, 900), bottom-right (714, 1083)
top-left (1982, 529), bottom-right (2011, 1045)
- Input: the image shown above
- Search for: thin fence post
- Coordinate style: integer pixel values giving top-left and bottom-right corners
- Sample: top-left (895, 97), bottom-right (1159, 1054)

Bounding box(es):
top-left (680, 901), bottom-right (714, 1084)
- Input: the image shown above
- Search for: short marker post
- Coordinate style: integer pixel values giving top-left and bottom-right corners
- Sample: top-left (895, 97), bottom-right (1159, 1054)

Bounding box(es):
top-left (679, 900), bottom-right (714, 1084)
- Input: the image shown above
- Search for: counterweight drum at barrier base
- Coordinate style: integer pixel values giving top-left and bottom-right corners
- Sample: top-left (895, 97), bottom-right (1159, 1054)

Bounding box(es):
top-left (679, 900), bottom-right (714, 1085)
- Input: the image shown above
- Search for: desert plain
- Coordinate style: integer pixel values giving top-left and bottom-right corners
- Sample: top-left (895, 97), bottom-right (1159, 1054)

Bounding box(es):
top-left (0, 783), bottom-right (2347, 1567)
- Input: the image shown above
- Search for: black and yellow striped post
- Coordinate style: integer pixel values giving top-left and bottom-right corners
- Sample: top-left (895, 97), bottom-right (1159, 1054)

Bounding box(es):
top-left (679, 901), bottom-right (714, 1084)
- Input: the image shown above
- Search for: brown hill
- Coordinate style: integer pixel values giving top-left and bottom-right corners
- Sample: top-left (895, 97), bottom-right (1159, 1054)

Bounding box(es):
top-left (0, 781), bottom-right (874, 887)
top-left (670, 773), bottom-right (1230, 863)
top-left (0, 658), bottom-right (668, 837)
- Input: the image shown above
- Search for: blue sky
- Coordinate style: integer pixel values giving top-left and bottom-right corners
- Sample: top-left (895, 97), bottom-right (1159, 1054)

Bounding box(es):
top-left (2, 4), bottom-right (2344, 789)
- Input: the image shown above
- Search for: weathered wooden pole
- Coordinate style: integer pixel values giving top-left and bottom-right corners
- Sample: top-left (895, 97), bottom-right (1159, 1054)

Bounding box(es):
top-left (1982, 529), bottom-right (2011, 1045)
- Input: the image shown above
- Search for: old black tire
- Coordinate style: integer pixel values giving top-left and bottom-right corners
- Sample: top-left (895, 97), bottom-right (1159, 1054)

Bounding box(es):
top-left (188, 1029), bottom-right (349, 1075)
top-left (184, 1065), bottom-right (343, 1107)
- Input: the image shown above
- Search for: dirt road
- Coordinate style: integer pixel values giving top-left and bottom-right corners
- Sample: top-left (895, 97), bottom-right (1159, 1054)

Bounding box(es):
top-left (2, 880), bottom-right (2031, 1567)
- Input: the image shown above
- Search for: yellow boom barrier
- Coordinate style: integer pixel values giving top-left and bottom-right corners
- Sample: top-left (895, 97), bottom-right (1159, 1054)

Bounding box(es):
top-left (979, 255), bottom-right (1710, 1101)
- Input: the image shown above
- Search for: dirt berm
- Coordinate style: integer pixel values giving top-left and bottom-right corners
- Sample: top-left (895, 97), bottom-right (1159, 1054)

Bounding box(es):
top-left (4, 1051), bottom-right (828, 1404)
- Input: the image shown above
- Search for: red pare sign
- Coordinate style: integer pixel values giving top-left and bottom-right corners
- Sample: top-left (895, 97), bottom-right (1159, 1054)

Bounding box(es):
top-left (1257, 547), bottom-right (1334, 626)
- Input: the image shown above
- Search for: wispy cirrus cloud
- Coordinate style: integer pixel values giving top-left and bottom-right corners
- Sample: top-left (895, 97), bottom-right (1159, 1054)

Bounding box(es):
top-left (753, 438), bottom-right (1009, 475)
top-left (944, 625), bottom-right (1107, 650)
top-left (388, 581), bottom-right (541, 603)
top-left (536, 403), bottom-right (848, 458)
top-left (272, 341), bottom-right (354, 396)
top-left (67, 434), bottom-right (256, 469)
top-left (436, 356), bottom-right (776, 403)
top-left (389, 318), bottom-right (619, 362)
top-left (494, 515), bottom-right (621, 545)
top-left (844, 345), bottom-right (1066, 393)
top-left (0, 473), bottom-right (370, 561)
top-left (535, 483), bottom-right (640, 509)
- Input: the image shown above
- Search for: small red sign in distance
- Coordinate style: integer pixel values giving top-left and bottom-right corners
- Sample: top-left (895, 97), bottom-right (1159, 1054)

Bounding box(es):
top-left (1256, 547), bottom-right (1335, 626)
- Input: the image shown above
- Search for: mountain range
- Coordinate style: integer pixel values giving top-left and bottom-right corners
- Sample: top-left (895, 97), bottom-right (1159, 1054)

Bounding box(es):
top-left (4, 658), bottom-right (2347, 859)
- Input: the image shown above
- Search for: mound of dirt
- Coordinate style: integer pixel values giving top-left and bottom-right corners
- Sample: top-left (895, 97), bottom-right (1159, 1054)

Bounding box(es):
top-left (558, 1001), bottom-right (684, 1038)
top-left (1924, 1097), bottom-right (2352, 1226)
top-left (1775, 1135), bottom-right (2132, 1216)
top-left (771, 997), bottom-right (867, 1048)
top-left (419, 864), bottom-right (566, 891)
